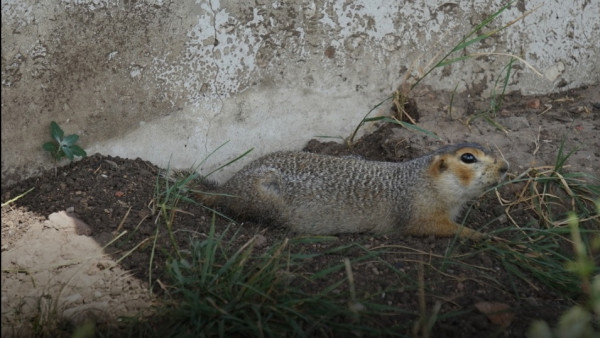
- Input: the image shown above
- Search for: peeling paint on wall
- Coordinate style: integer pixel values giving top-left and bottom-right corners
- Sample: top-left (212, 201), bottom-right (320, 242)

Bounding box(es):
top-left (151, 1), bottom-right (264, 108)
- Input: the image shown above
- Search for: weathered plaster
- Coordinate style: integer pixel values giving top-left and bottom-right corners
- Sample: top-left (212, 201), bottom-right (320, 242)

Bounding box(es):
top-left (2, 0), bottom-right (599, 185)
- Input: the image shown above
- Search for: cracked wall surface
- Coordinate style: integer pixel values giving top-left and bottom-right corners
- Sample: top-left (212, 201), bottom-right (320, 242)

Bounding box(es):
top-left (2, 0), bottom-right (599, 185)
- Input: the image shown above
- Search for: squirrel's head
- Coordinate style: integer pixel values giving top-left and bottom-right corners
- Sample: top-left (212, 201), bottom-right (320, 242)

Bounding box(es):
top-left (428, 143), bottom-right (509, 201)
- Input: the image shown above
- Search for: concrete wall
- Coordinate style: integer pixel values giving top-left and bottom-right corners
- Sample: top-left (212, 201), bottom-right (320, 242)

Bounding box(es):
top-left (2, 0), bottom-right (599, 186)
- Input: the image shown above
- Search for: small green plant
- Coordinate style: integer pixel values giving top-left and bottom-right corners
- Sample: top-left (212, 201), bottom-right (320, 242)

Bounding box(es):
top-left (527, 206), bottom-right (600, 338)
top-left (42, 121), bottom-right (87, 162)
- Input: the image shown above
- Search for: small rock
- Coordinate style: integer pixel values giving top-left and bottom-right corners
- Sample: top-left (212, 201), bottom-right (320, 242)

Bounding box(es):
top-left (526, 98), bottom-right (541, 109)
top-left (104, 160), bottom-right (119, 168)
top-left (253, 234), bottom-right (267, 248)
top-left (475, 301), bottom-right (515, 327)
top-left (63, 293), bottom-right (83, 305)
top-left (493, 206), bottom-right (505, 217)
top-left (480, 254), bottom-right (493, 266)
top-left (110, 287), bottom-right (121, 297)
top-left (497, 214), bottom-right (508, 225)
top-left (47, 211), bottom-right (92, 236)
top-left (138, 209), bottom-right (151, 219)
top-left (62, 302), bottom-right (109, 325)
top-left (528, 216), bottom-right (540, 229)
top-left (349, 301), bottom-right (365, 313)
top-left (498, 109), bottom-right (511, 117)
top-left (501, 116), bottom-right (530, 131)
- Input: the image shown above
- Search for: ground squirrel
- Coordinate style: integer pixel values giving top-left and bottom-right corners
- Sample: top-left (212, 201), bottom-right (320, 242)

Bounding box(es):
top-left (197, 143), bottom-right (509, 239)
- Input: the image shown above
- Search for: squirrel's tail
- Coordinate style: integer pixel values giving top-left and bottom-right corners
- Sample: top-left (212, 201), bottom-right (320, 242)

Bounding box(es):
top-left (190, 176), bottom-right (223, 206)
top-left (158, 169), bottom-right (222, 206)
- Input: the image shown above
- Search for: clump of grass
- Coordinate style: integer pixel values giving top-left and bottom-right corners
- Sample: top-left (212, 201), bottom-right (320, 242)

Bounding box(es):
top-left (463, 57), bottom-right (516, 133)
top-left (347, 1), bottom-right (541, 146)
top-left (151, 162), bottom-right (199, 258)
top-left (146, 142), bottom-right (253, 287)
top-left (128, 216), bottom-right (420, 337)
top-left (527, 206), bottom-right (600, 338)
top-left (501, 138), bottom-right (599, 234)
top-left (472, 138), bottom-right (599, 296)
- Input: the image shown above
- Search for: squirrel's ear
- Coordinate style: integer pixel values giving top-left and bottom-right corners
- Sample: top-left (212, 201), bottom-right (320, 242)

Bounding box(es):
top-left (429, 156), bottom-right (447, 176)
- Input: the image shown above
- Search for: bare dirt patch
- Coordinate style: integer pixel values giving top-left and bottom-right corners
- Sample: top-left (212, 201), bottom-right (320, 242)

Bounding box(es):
top-left (2, 85), bottom-right (598, 337)
top-left (1, 207), bottom-right (155, 337)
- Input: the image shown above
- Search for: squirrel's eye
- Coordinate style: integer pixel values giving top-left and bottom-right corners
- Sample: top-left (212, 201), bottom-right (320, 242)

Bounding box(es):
top-left (460, 153), bottom-right (477, 164)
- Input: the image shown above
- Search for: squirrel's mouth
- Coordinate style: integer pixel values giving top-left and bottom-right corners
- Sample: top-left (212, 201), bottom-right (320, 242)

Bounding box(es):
top-left (482, 172), bottom-right (507, 189)
top-left (491, 161), bottom-right (509, 184)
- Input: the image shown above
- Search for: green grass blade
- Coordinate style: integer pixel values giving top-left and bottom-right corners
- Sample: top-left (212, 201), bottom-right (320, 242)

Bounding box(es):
top-left (347, 96), bottom-right (393, 146)
top-left (1, 187), bottom-right (35, 207)
top-left (436, 55), bottom-right (474, 67)
top-left (364, 116), bottom-right (440, 140)
top-left (196, 140), bottom-right (230, 169)
top-left (203, 148), bottom-right (254, 178)
top-left (412, 1), bottom-right (516, 89)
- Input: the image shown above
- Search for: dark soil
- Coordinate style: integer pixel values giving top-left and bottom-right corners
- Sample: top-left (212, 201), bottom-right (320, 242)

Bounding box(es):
top-left (3, 85), bottom-right (599, 337)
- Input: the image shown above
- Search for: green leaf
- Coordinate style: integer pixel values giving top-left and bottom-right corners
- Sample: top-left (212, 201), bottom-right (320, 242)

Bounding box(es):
top-left (63, 146), bottom-right (74, 161)
top-left (203, 148), bottom-right (254, 178)
top-left (56, 150), bottom-right (66, 161)
top-left (62, 134), bottom-right (79, 146)
top-left (50, 121), bottom-right (64, 143)
top-left (450, 31), bottom-right (494, 53)
top-left (42, 142), bottom-right (58, 153)
top-left (70, 145), bottom-right (87, 158)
